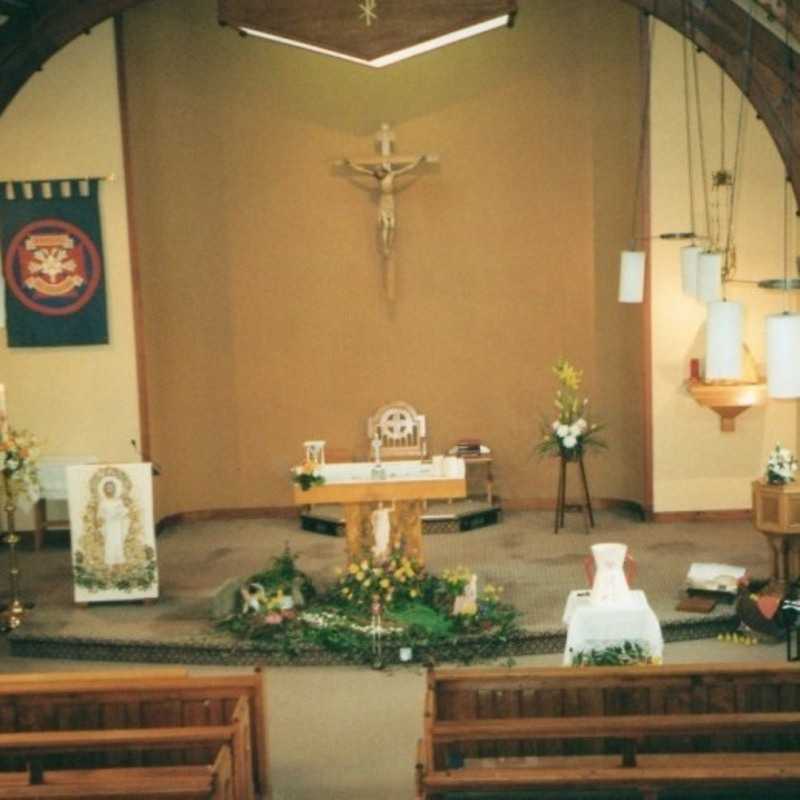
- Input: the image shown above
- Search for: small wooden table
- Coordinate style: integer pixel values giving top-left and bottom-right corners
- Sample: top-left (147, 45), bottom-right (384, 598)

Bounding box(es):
top-left (293, 462), bottom-right (466, 563)
top-left (462, 456), bottom-right (494, 505)
top-left (752, 480), bottom-right (800, 584)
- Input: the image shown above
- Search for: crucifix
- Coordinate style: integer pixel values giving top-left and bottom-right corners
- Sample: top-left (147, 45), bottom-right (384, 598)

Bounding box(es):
top-left (338, 123), bottom-right (438, 301)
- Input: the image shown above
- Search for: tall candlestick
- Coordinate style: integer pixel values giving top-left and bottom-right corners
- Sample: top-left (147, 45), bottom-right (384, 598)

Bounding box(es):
top-left (0, 384), bottom-right (7, 436)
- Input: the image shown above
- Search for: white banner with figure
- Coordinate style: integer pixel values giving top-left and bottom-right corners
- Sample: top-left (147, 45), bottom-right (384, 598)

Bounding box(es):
top-left (67, 462), bottom-right (158, 603)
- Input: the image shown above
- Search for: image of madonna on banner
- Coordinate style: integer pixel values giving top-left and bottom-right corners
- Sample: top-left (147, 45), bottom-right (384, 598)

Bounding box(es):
top-left (0, 179), bottom-right (109, 347)
top-left (67, 463), bottom-right (158, 604)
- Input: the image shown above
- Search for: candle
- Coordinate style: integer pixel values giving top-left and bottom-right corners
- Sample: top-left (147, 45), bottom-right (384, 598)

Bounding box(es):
top-left (0, 383), bottom-right (7, 435)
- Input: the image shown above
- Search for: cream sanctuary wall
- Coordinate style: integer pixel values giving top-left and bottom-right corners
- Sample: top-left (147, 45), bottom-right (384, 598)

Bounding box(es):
top-left (0, 21), bottom-right (140, 524)
top-left (650, 21), bottom-right (799, 513)
top-left (122, 0), bottom-right (644, 518)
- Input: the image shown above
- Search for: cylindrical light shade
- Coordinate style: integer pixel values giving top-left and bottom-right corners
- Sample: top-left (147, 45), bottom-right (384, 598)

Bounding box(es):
top-left (705, 301), bottom-right (743, 380)
top-left (766, 312), bottom-right (800, 398)
top-left (697, 252), bottom-right (722, 302)
top-left (680, 245), bottom-right (702, 297)
top-left (618, 251), bottom-right (645, 303)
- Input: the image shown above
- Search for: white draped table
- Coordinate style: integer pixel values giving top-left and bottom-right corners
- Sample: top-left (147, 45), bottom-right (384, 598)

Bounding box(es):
top-left (562, 589), bottom-right (663, 665)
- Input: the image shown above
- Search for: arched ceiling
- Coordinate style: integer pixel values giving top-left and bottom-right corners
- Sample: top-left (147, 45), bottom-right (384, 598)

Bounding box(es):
top-left (1, 0), bottom-right (799, 200)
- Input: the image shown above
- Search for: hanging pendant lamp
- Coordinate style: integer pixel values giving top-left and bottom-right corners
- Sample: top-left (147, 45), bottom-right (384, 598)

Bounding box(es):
top-left (697, 252), bottom-right (722, 302)
top-left (681, 245), bottom-right (702, 297)
top-left (766, 312), bottom-right (800, 398)
top-left (705, 301), bottom-right (743, 380)
top-left (618, 251), bottom-right (646, 303)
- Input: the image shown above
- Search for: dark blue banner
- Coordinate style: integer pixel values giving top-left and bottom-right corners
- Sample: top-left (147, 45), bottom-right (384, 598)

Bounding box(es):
top-left (1, 179), bottom-right (109, 347)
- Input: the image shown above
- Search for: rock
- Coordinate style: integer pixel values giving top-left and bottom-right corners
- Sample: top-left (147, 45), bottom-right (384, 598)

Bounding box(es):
top-left (211, 577), bottom-right (243, 620)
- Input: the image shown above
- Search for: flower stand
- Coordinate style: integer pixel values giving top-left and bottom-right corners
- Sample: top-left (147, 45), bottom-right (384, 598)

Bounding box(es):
top-left (554, 454), bottom-right (595, 535)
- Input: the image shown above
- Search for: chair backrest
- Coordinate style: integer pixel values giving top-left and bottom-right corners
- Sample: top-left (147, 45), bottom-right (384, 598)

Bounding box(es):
top-left (367, 401), bottom-right (427, 460)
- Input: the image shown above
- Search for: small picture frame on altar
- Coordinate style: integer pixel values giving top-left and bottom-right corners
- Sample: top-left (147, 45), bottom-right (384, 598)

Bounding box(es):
top-left (66, 462), bottom-right (158, 604)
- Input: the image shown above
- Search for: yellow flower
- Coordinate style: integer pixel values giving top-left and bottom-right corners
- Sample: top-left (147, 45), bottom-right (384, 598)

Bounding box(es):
top-left (410, 589), bottom-right (419, 598)
top-left (335, 567), bottom-right (343, 576)
top-left (379, 578), bottom-right (390, 589)
top-left (356, 572), bottom-right (365, 582)
top-left (348, 563), bottom-right (359, 575)
top-left (360, 560), bottom-right (368, 570)
top-left (363, 579), bottom-right (371, 588)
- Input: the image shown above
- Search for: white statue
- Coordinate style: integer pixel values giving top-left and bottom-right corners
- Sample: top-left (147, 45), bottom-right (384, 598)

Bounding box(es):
top-left (371, 504), bottom-right (392, 562)
top-left (240, 582), bottom-right (268, 614)
top-left (98, 478), bottom-right (129, 566)
top-left (589, 543), bottom-right (632, 606)
top-left (453, 574), bottom-right (478, 616)
top-left (371, 431), bottom-right (382, 464)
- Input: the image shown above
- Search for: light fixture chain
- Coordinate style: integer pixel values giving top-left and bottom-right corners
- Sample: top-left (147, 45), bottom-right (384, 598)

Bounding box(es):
top-left (682, 1), bottom-right (696, 240)
top-left (691, 37), bottom-right (712, 247)
top-left (631, 13), bottom-right (655, 248)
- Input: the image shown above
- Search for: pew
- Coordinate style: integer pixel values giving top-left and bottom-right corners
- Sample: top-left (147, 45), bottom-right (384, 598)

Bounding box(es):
top-left (0, 670), bottom-right (268, 800)
top-left (0, 737), bottom-right (233, 798)
top-left (416, 662), bottom-right (800, 800)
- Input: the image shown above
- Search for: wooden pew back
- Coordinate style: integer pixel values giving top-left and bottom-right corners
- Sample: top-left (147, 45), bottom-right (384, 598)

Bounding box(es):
top-left (0, 671), bottom-right (267, 799)
top-left (419, 662), bottom-right (800, 799)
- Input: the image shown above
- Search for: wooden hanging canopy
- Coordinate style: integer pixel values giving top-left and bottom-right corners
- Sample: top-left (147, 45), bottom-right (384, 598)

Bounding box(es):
top-left (218, 0), bottom-right (517, 64)
top-left (1, 1), bottom-right (800, 204)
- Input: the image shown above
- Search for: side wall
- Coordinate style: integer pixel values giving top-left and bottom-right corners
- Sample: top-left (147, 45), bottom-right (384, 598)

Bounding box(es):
top-left (0, 21), bottom-right (140, 523)
top-left (121, 0), bottom-right (645, 518)
top-left (650, 21), bottom-right (799, 512)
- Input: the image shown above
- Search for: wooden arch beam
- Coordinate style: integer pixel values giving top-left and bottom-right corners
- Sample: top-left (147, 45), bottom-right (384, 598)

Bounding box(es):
top-left (620, 0), bottom-right (800, 206)
top-left (0, 0), bottom-right (150, 115)
top-left (0, 0), bottom-right (799, 202)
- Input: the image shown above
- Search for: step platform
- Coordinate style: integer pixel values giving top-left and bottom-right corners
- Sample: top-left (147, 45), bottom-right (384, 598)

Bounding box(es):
top-left (300, 499), bottom-right (501, 536)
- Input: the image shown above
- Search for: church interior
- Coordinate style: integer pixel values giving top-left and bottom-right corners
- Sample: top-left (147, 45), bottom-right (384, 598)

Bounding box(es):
top-left (2, 0), bottom-right (800, 798)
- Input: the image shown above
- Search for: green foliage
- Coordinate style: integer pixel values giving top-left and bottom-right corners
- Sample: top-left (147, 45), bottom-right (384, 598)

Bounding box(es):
top-left (72, 548), bottom-right (158, 593)
top-left (570, 640), bottom-right (654, 667)
top-left (216, 546), bottom-right (524, 666)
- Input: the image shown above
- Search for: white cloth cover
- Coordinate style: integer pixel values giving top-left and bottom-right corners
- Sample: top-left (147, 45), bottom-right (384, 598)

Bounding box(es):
top-left (562, 589), bottom-right (663, 665)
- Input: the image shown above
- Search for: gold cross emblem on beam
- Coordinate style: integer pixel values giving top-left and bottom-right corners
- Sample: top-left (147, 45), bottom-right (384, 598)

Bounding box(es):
top-left (358, 0), bottom-right (378, 27)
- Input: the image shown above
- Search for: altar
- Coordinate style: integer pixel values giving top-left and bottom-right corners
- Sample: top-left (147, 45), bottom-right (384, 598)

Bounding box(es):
top-left (292, 459), bottom-right (466, 562)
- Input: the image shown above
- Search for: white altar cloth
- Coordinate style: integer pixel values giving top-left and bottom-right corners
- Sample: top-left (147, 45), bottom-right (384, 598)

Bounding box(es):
top-left (562, 589), bottom-right (663, 665)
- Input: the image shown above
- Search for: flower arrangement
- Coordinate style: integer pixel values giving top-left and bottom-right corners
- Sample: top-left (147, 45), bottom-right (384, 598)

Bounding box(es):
top-left (765, 443), bottom-right (798, 485)
top-left (334, 549), bottom-right (425, 608)
top-left (218, 544), bottom-right (522, 664)
top-left (536, 358), bottom-right (604, 460)
top-left (571, 641), bottom-right (660, 667)
top-left (0, 426), bottom-right (40, 502)
top-left (291, 460), bottom-right (325, 491)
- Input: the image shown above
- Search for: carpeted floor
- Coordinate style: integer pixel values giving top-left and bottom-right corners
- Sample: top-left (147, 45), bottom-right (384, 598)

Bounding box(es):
top-left (1, 509), bottom-right (772, 663)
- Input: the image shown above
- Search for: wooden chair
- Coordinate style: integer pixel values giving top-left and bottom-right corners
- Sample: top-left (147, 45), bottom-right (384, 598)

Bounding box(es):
top-left (367, 401), bottom-right (427, 460)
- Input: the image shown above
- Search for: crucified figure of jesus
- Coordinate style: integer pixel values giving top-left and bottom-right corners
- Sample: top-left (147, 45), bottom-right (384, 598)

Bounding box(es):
top-left (341, 155), bottom-right (428, 256)
top-left (339, 123), bottom-right (437, 258)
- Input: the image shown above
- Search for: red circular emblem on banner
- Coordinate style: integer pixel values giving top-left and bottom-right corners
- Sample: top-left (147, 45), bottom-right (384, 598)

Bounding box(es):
top-left (3, 218), bottom-right (103, 317)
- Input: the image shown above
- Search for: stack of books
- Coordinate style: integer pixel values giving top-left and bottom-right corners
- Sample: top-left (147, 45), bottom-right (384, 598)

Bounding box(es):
top-left (454, 438), bottom-right (482, 457)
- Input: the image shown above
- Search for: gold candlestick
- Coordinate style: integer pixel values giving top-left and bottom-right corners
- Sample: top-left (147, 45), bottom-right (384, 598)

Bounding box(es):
top-left (1, 473), bottom-right (27, 631)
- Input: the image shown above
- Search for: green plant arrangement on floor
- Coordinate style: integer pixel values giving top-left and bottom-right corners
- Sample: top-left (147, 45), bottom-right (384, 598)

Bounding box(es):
top-left (570, 640), bottom-right (660, 667)
top-left (216, 546), bottom-right (521, 666)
